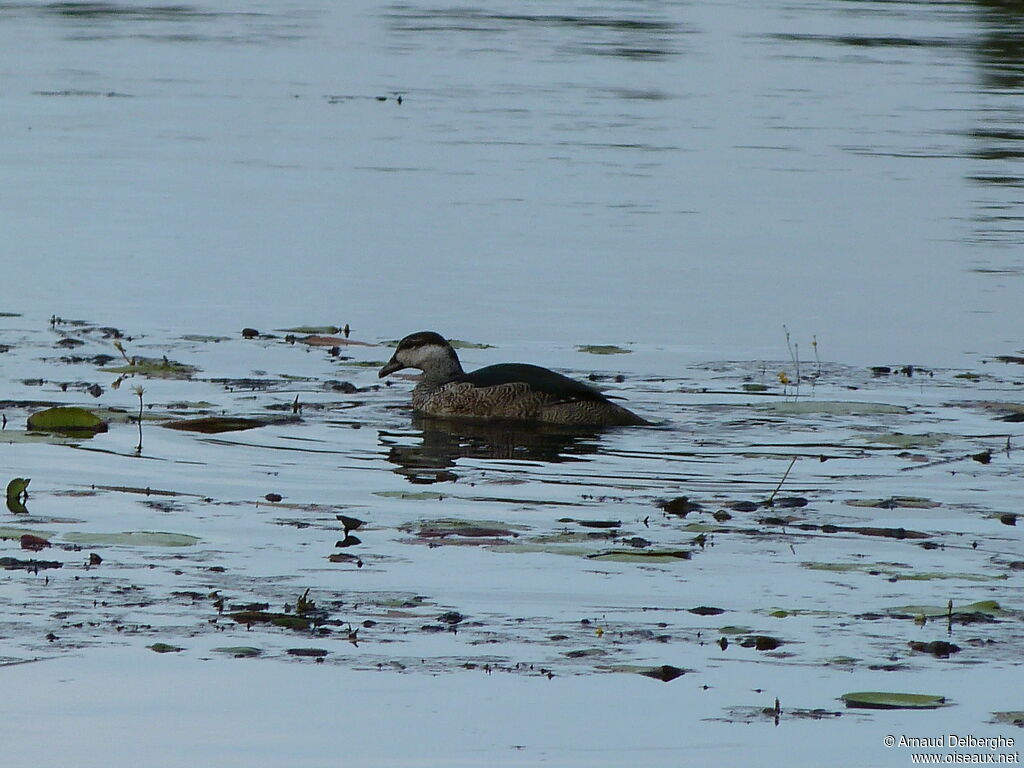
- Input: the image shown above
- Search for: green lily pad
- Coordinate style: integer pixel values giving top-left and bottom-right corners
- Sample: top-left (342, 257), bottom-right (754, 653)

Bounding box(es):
top-left (885, 600), bottom-right (1003, 618)
top-left (576, 344), bottom-right (631, 355)
top-left (211, 646), bottom-right (262, 658)
top-left (62, 531), bottom-right (200, 547)
top-left (160, 417), bottom-right (266, 434)
top-left (0, 527), bottom-right (52, 541)
top-left (148, 643), bottom-right (184, 653)
top-left (376, 491), bottom-right (446, 501)
top-left (863, 433), bottom-right (950, 449)
top-left (6, 478), bottom-right (30, 514)
top-left (402, 518), bottom-right (522, 539)
top-left (803, 561), bottom-right (1003, 582)
top-left (840, 692), bottom-right (949, 710)
top-left (101, 357), bottom-right (199, 379)
top-left (741, 383), bottom-right (770, 392)
top-left (992, 712), bottom-right (1024, 728)
top-left (27, 406), bottom-right (108, 433)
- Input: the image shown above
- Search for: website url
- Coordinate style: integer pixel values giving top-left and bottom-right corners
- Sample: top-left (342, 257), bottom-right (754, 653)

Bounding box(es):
top-left (911, 754), bottom-right (1021, 764)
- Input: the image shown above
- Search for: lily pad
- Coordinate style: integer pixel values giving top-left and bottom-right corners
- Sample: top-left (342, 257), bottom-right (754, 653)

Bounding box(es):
top-left (885, 600), bottom-right (1003, 618)
top-left (211, 646), bottom-right (263, 658)
top-left (148, 642), bottom-right (184, 653)
top-left (761, 401), bottom-right (908, 416)
top-left (992, 712), bottom-right (1024, 728)
top-left (576, 344), bottom-right (631, 355)
top-left (229, 611), bottom-right (310, 631)
top-left (101, 357), bottom-right (199, 379)
top-left (296, 334), bottom-right (374, 348)
top-left (863, 432), bottom-right (950, 449)
top-left (62, 531), bottom-right (200, 547)
top-left (180, 334), bottom-right (231, 343)
top-left (160, 417), bottom-right (267, 434)
top-left (0, 527), bottom-right (51, 541)
top-left (845, 496), bottom-right (940, 509)
top-left (403, 518), bottom-right (522, 539)
top-left (587, 549), bottom-right (691, 562)
top-left (6, 478), bottom-right (30, 514)
top-left (602, 664), bottom-right (689, 682)
top-left (840, 692), bottom-right (949, 710)
top-left (277, 325), bottom-right (343, 334)
top-left (27, 406), bottom-right (108, 433)
top-left (376, 491), bottom-right (446, 501)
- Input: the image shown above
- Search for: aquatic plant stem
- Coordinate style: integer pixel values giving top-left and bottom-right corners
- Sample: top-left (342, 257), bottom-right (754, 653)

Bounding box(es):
top-left (767, 456), bottom-right (798, 505)
top-left (134, 386), bottom-right (145, 453)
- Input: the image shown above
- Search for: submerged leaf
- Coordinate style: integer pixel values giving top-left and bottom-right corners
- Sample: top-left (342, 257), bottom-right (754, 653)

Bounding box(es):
top-left (160, 416), bottom-right (266, 434)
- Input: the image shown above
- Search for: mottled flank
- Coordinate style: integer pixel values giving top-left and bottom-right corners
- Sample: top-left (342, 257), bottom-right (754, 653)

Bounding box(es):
top-left (380, 331), bottom-right (649, 426)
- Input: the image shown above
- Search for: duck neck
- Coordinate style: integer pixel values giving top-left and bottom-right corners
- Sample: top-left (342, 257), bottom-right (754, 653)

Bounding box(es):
top-left (414, 356), bottom-right (464, 395)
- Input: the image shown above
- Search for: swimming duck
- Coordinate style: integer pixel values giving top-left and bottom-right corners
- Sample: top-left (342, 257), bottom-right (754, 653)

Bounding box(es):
top-left (379, 331), bottom-right (649, 427)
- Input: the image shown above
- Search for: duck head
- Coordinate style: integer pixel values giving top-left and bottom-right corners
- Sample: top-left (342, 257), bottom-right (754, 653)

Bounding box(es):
top-left (379, 331), bottom-right (465, 380)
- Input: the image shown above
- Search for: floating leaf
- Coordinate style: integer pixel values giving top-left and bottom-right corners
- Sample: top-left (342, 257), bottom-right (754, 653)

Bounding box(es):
top-left (148, 643), bottom-right (184, 653)
top-left (885, 600), bottom-right (1003, 618)
top-left (587, 549), bottom-right (691, 562)
top-left (403, 518), bottom-right (522, 540)
top-left (229, 611), bottom-right (310, 631)
top-left (840, 692), bottom-right (949, 710)
top-left (27, 406), bottom-right (108, 433)
top-left (863, 432), bottom-right (950, 449)
top-left (101, 357), bottom-right (198, 379)
top-left (277, 325), bottom-right (342, 334)
top-left (761, 401), bottom-right (908, 416)
top-left (180, 334), bottom-right (231, 343)
top-left (296, 334), bottom-right (373, 347)
top-left (992, 712), bottom-right (1024, 728)
top-left (603, 664), bottom-right (688, 682)
top-left (211, 646), bottom-right (262, 658)
top-left (160, 417), bottom-right (266, 434)
top-left (845, 496), bottom-right (940, 509)
top-left (375, 491), bottom-right (446, 501)
top-left (576, 344), bottom-right (631, 355)
top-left (0, 527), bottom-right (51, 541)
top-left (287, 647), bottom-right (329, 657)
top-left (0, 557), bottom-right (61, 570)
top-left (564, 648), bottom-right (608, 658)
top-left (6, 478), bottom-right (30, 514)
top-left (62, 531), bottom-right (200, 547)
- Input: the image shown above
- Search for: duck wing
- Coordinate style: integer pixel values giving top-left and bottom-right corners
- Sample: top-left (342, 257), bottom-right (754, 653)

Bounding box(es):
top-left (461, 364), bottom-right (609, 404)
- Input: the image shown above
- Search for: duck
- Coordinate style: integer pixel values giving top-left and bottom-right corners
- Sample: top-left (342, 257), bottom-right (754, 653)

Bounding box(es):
top-left (378, 331), bottom-right (649, 427)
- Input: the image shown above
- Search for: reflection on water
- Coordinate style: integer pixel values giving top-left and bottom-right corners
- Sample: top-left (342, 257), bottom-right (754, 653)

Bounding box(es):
top-left (382, 417), bottom-right (602, 484)
top-left (967, 0), bottom-right (1024, 259)
top-left (383, 3), bottom-right (686, 59)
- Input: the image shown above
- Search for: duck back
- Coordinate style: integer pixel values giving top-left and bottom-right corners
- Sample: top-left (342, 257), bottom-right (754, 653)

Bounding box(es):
top-left (461, 363), bottom-right (607, 404)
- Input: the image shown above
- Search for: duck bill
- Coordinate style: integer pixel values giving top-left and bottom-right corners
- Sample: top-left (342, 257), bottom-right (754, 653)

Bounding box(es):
top-left (379, 357), bottom-right (405, 378)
